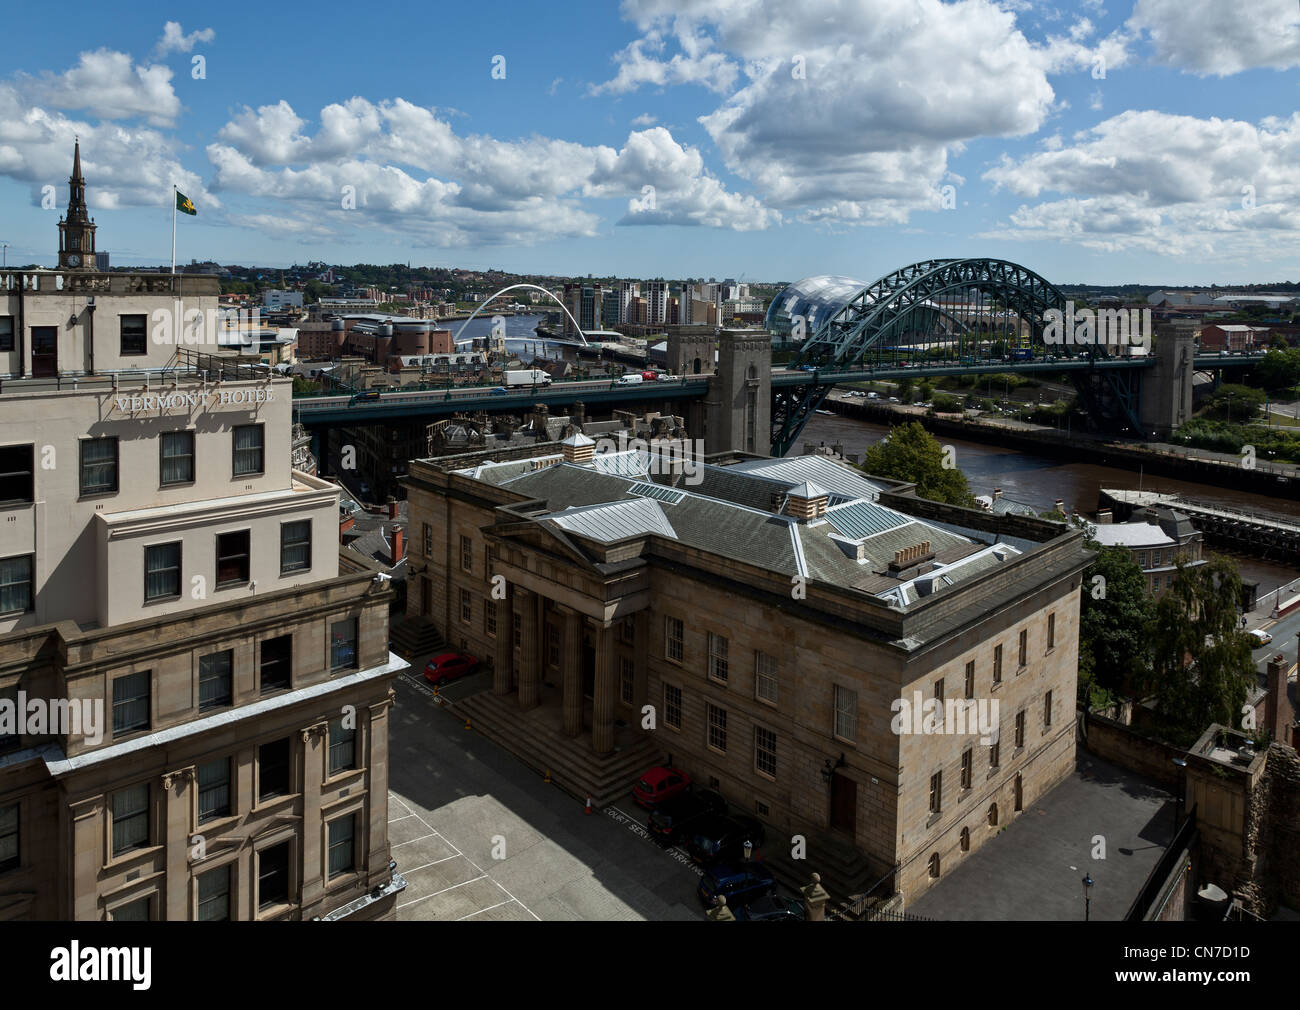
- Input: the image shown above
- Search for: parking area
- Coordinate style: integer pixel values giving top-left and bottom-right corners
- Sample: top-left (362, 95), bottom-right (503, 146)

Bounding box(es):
top-left (388, 669), bottom-right (710, 920)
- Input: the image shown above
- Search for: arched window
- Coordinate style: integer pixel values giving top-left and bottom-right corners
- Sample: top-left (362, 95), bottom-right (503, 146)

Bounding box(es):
top-left (988, 803), bottom-right (999, 827)
top-left (960, 826), bottom-right (970, 852)
top-left (748, 363), bottom-right (758, 380)
top-left (692, 356), bottom-right (702, 374)
top-left (928, 852), bottom-right (940, 878)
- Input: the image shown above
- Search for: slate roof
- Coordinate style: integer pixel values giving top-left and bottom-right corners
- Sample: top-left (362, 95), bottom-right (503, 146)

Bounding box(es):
top-left (730, 454), bottom-right (884, 501)
top-left (454, 455), bottom-right (1023, 604)
top-left (548, 498), bottom-right (677, 541)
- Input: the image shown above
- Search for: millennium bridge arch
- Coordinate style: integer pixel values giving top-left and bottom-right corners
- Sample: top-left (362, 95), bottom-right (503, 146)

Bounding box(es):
top-left (770, 257), bottom-right (1145, 454)
top-left (453, 283), bottom-right (589, 346)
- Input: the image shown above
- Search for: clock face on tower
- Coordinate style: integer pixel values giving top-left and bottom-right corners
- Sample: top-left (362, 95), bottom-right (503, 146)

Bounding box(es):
top-left (66, 254), bottom-right (81, 267)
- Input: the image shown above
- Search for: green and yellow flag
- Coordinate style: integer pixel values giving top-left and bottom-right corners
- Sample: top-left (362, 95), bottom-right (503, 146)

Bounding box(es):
top-left (176, 190), bottom-right (197, 216)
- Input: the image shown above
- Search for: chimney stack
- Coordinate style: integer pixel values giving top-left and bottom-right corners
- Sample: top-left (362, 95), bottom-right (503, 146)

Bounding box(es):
top-left (1265, 653), bottom-right (1294, 745)
top-left (1096, 509), bottom-right (1113, 524)
top-left (391, 525), bottom-right (405, 563)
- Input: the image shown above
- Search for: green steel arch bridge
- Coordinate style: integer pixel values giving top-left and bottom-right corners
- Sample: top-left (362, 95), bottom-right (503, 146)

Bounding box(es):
top-left (768, 257), bottom-right (1257, 455)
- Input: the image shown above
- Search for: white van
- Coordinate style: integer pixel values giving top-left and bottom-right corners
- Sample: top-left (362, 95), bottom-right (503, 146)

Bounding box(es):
top-left (616, 373), bottom-right (644, 385)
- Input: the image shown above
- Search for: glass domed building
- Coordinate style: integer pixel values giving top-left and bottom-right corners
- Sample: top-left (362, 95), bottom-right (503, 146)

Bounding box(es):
top-left (764, 275), bottom-right (868, 340)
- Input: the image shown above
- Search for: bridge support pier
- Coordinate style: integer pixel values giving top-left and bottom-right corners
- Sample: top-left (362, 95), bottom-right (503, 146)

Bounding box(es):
top-left (1138, 320), bottom-right (1196, 438)
top-left (701, 330), bottom-right (772, 456)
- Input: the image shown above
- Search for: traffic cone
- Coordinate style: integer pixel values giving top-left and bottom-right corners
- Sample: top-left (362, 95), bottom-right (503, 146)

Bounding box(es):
top-left (432, 683), bottom-right (440, 697)
top-left (464, 717), bottom-right (471, 730)
top-left (584, 795), bottom-right (592, 814)
top-left (544, 769), bottom-right (551, 784)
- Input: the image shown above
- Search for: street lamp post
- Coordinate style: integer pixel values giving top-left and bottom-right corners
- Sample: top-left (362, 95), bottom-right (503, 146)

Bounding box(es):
top-left (1082, 873), bottom-right (1094, 921)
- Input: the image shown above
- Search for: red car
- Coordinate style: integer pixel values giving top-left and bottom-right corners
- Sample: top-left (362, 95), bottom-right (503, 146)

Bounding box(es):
top-left (423, 652), bottom-right (479, 686)
top-left (640, 370), bottom-right (660, 381)
top-left (633, 766), bottom-right (691, 809)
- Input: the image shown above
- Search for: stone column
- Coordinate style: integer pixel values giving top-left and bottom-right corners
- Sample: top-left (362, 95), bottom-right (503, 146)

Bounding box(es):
top-left (518, 587), bottom-right (539, 709)
top-left (592, 620), bottom-right (615, 755)
top-left (562, 608), bottom-right (583, 737)
top-left (69, 796), bottom-right (103, 920)
top-left (365, 694), bottom-right (394, 889)
top-left (299, 721), bottom-right (327, 913)
top-left (493, 583), bottom-right (513, 696)
top-left (162, 766), bottom-right (195, 920)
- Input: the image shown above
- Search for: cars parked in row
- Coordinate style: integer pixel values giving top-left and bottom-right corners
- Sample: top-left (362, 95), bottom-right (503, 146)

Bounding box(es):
top-left (697, 862), bottom-right (776, 909)
top-left (647, 789), bottom-right (726, 845)
top-left (632, 766), bottom-right (691, 809)
top-left (687, 813), bottom-right (766, 865)
top-left (423, 652), bottom-right (479, 686)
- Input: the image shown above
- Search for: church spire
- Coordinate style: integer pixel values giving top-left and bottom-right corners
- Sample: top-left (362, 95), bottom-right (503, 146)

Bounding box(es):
top-left (67, 138), bottom-right (89, 224)
top-left (58, 139), bottom-right (96, 268)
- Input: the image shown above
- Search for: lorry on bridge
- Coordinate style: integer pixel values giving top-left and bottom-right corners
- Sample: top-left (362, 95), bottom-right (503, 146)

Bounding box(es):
top-left (503, 368), bottom-right (552, 387)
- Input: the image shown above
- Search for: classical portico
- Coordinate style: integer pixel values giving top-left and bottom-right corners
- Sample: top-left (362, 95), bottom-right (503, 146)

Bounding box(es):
top-left (486, 540), bottom-right (638, 757)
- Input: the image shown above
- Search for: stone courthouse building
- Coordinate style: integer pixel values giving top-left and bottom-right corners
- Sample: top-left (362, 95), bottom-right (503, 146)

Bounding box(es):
top-left (0, 145), bottom-right (404, 920)
top-left (403, 430), bottom-right (1092, 902)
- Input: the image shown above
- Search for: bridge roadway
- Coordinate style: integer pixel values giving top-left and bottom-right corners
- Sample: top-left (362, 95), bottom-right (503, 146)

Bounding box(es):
top-left (290, 353), bottom-right (1263, 425)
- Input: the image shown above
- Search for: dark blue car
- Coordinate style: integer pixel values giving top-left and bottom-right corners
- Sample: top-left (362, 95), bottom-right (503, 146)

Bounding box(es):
top-left (733, 894), bottom-right (805, 921)
top-left (697, 862), bottom-right (776, 910)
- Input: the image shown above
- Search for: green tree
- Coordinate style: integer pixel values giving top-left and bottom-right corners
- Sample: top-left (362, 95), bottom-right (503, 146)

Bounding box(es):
top-left (1252, 347), bottom-right (1300, 391)
top-left (1203, 383), bottom-right (1264, 422)
top-left (1078, 545), bottom-right (1154, 703)
top-left (858, 421), bottom-right (973, 506)
top-left (1146, 555), bottom-right (1254, 745)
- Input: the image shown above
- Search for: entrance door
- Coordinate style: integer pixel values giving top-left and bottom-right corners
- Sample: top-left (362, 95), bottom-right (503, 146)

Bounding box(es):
top-left (830, 773), bottom-right (857, 839)
top-left (31, 327), bottom-right (57, 378)
top-left (1014, 772), bottom-right (1023, 812)
top-left (420, 577), bottom-right (431, 618)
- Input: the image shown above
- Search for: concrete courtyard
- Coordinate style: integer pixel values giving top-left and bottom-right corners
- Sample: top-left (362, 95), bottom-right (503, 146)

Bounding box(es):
top-left (387, 668), bottom-right (709, 920)
top-left (909, 746), bottom-right (1176, 920)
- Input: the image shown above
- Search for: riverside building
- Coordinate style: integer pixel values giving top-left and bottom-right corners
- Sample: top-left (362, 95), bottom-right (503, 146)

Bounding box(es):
top-left (0, 144), bottom-right (405, 920)
top-left (402, 437), bottom-right (1092, 902)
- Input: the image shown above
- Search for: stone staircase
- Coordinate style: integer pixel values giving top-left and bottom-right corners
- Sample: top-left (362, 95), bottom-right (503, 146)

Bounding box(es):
top-left (453, 691), bottom-right (663, 808)
top-left (390, 617), bottom-right (444, 659)
top-left (762, 832), bottom-right (886, 915)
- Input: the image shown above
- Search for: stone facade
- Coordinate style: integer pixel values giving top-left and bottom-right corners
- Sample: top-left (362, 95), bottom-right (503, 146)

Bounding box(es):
top-left (403, 443), bottom-right (1091, 903)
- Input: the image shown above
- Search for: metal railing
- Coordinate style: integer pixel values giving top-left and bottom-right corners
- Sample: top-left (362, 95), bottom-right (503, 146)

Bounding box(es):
top-left (1124, 804), bottom-right (1198, 921)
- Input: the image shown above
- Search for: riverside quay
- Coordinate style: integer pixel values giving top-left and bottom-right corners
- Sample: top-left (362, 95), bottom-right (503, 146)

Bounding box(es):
top-left (403, 437), bottom-right (1092, 901)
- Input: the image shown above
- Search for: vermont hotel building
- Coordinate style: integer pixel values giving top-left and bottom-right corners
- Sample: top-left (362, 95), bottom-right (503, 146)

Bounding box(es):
top-left (0, 145), bottom-right (404, 920)
top-left (404, 437), bottom-right (1092, 902)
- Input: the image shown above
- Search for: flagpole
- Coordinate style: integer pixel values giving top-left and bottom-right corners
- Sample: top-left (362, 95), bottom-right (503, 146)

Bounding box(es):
top-left (170, 185), bottom-right (177, 275)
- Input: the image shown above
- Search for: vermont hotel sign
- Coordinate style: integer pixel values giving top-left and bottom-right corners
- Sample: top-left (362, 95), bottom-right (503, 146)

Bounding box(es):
top-left (110, 386), bottom-right (276, 414)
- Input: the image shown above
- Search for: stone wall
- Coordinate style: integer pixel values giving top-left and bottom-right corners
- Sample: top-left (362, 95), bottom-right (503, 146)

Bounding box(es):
top-left (1079, 708), bottom-right (1184, 790)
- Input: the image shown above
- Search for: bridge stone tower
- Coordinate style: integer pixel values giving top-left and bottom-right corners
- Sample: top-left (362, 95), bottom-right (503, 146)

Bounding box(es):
top-left (665, 325), bottom-right (714, 377)
top-left (1139, 319), bottom-right (1195, 437)
top-left (666, 325), bottom-right (715, 438)
top-left (704, 330), bottom-right (772, 456)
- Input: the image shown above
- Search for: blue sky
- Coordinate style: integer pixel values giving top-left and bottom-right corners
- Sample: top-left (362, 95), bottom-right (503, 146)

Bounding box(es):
top-left (1, 0), bottom-right (1298, 285)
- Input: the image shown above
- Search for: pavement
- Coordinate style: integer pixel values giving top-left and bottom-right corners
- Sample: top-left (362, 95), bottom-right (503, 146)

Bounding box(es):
top-left (908, 746), bottom-right (1175, 921)
top-left (387, 669), bottom-right (708, 921)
